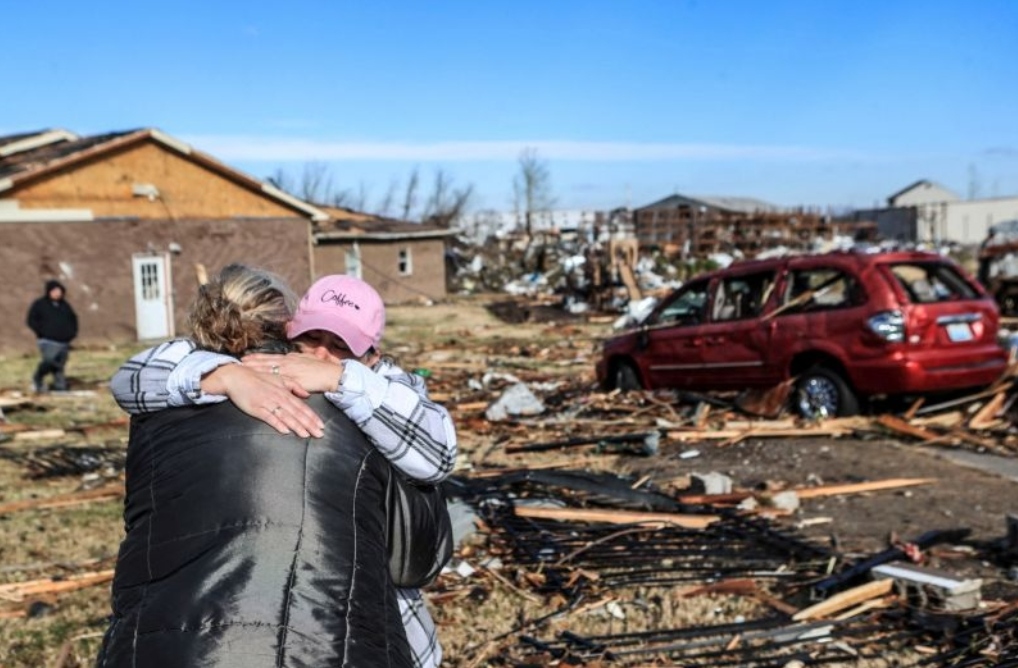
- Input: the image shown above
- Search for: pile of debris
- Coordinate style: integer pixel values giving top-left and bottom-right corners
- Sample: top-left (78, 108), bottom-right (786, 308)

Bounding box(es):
top-left (3, 337), bottom-right (1018, 665)
top-left (432, 467), bottom-right (1016, 665)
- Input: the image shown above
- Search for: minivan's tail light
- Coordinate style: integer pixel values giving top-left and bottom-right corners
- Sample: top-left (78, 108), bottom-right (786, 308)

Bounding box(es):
top-left (867, 310), bottom-right (905, 342)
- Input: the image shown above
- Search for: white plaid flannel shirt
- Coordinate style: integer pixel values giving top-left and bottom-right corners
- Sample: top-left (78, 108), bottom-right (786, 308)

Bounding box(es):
top-left (110, 339), bottom-right (454, 667)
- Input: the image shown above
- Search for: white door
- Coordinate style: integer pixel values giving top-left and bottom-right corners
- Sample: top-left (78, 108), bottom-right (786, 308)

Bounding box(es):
top-left (345, 242), bottom-right (362, 278)
top-left (132, 253), bottom-right (174, 340)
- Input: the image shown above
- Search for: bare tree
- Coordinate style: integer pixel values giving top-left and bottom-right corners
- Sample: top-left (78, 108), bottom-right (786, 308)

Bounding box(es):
top-left (267, 168), bottom-right (296, 195)
top-left (514, 147), bottom-right (555, 236)
top-left (299, 162), bottom-right (334, 203)
top-left (422, 168), bottom-right (473, 228)
top-left (376, 178), bottom-right (398, 218)
top-left (265, 163), bottom-right (473, 226)
top-left (267, 163), bottom-right (347, 206)
top-left (353, 181), bottom-right (370, 212)
top-left (401, 167), bottom-right (420, 221)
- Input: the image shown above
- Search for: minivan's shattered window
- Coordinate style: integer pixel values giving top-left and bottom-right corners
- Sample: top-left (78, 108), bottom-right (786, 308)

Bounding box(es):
top-left (781, 269), bottom-right (863, 313)
top-left (890, 263), bottom-right (978, 303)
top-left (712, 271), bottom-right (775, 321)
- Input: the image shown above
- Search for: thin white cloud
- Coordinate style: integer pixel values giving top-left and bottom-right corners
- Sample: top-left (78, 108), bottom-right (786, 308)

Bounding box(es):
top-left (183, 135), bottom-right (868, 163)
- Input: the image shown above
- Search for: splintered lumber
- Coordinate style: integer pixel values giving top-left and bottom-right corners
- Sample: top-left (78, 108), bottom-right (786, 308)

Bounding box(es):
top-left (875, 415), bottom-right (941, 441)
top-left (676, 578), bottom-right (759, 598)
top-left (679, 478), bottom-right (935, 507)
top-left (617, 260), bottom-right (642, 301)
top-left (452, 401), bottom-right (489, 413)
top-left (513, 505), bottom-right (719, 529)
top-left (0, 482), bottom-right (125, 516)
top-left (914, 382), bottom-right (1013, 416)
top-left (903, 397), bottom-right (925, 420)
top-left (13, 428), bottom-right (67, 442)
top-left (968, 391), bottom-right (1008, 430)
top-left (0, 397), bottom-right (34, 411)
top-left (0, 569), bottom-right (114, 602)
top-left (667, 422), bottom-right (859, 443)
top-left (68, 417), bottom-right (129, 435)
top-left (794, 478), bottom-right (936, 499)
top-left (792, 579), bottom-right (895, 621)
top-left (734, 379), bottom-right (795, 419)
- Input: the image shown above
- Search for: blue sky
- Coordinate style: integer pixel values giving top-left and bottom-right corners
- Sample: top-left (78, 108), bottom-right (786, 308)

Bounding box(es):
top-left (5, 0), bottom-right (1018, 213)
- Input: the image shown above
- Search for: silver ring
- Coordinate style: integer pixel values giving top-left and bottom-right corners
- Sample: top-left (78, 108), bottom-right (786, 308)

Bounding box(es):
top-left (271, 405), bottom-right (282, 415)
top-left (271, 365), bottom-right (280, 375)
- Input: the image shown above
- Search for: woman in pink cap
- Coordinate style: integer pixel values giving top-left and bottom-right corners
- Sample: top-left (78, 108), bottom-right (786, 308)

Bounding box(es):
top-left (110, 273), bottom-right (455, 668)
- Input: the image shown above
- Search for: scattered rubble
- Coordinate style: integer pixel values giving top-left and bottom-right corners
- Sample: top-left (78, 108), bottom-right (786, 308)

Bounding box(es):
top-left (3, 325), bottom-right (1018, 665)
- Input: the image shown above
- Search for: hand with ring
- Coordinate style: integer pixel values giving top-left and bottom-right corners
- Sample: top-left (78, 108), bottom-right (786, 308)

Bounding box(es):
top-left (243, 353), bottom-right (344, 394)
top-left (199, 364), bottom-right (324, 438)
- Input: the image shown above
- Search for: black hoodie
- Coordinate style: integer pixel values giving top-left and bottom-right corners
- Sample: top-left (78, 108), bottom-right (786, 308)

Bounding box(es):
top-left (26, 280), bottom-right (78, 343)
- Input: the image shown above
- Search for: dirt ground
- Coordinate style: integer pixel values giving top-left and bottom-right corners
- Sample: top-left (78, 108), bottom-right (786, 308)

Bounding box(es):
top-left (631, 436), bottom-right (1018, 572)
top-left (1, 295), bottom-right (1016, 666)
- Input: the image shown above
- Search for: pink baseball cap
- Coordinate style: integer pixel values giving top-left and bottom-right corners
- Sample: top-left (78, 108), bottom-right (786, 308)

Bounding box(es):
top-left (287, 275), bottom-right (386, 357)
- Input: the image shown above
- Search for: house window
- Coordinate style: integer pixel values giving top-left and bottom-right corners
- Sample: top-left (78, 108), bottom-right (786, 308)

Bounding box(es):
top-left (398, 247), bottom-right (412, 276)
top-left (345, 245), bottom-right (362, 279)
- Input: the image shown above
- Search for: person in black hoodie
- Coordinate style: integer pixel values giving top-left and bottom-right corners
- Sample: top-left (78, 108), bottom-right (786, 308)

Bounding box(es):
top-left (26, 279), bottom-right (78, 392)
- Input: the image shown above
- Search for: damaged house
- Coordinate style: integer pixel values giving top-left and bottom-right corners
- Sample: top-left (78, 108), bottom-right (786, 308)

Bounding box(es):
top-left (313, 206), bottom-right (456, 303)
top-left (634, 193), bottom-right (848, 258)
top-left (0, 128), bottom-right (327, 349)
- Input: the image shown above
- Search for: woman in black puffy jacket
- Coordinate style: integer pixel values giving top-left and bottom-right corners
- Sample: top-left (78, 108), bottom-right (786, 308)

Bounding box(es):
top-left (96, 265), bottom-right (419, 667)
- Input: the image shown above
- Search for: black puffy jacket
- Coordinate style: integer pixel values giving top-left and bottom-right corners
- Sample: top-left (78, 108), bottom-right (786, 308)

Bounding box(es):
top-left (96, 395), bottom-right (412, 667)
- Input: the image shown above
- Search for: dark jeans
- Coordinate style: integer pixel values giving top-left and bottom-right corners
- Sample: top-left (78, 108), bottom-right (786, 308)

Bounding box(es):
top-left (34, 340), bottom-right (70, 391)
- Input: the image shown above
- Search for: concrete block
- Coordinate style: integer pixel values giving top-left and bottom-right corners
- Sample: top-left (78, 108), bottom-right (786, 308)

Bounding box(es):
top-left (872, 562), bottom-right (982, 612)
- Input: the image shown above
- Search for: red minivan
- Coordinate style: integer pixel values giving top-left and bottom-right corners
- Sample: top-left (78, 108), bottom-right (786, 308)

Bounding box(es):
top-left (596, 251), bottom-right (1008, 416)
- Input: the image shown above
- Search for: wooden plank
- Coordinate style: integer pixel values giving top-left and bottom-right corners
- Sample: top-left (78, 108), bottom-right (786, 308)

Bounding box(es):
top-left (968, 391), bottom-right (1007, 430)
top-left (911, 411), bottom-right (966, 429)
top-left (902, 397), bottom-right (925, 421)
top-left (0, 483), bottom-right (125, 516)
top-left (792, 578), bottom-right (895, 621)
top-left (915, 383), bottom-right (1013, 416)
top-left (795, 478), bottom-right (936, 499)
top-left (667, 425), bottom-right (857, 442)
top-left (0, 398), bottom-right (34, 411)
top-left (514, 505), bottom-right (718, 529)
top-left (832, 596), bottom-right (895, 621)
top-left (617, 261), bottom-right (642, 302)
top-left (13, 429), bottom-right (67, 442)
top-left (451, 401), bottom-right (489, 413)
top-left (0, 570), bottom-right (114, 602)
top-left (875, 414), bottom-right (941, 441)
top-left (694, 403), bottom-right (711, 430)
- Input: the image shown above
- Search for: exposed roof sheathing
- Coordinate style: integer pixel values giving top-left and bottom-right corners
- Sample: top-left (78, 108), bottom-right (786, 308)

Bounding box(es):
top-left (0, 127), bottom-right (328, 221)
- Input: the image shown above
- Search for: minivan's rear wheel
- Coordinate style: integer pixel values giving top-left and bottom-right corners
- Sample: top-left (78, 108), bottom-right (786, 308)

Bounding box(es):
top-left (795, 367), bottom-right (859, 418)
top-left (614, 361), bottom-right (643, 392)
